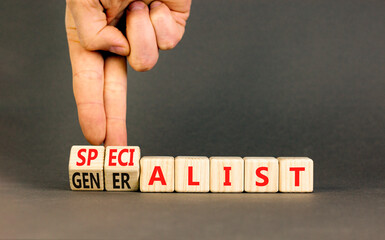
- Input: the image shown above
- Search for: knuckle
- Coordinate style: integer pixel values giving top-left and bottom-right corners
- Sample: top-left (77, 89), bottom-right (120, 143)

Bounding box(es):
top-left (104, 81), bottom-right (126, 93)
top-left (73, 70), bottom-right (103, 83)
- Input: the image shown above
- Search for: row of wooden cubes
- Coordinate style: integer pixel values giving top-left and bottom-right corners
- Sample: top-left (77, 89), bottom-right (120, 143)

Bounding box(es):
top-left (69, 146), bottom-right (313, 192)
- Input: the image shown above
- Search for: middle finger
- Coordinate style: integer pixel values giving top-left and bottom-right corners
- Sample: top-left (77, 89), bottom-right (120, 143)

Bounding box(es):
top-left (126, 1), bottom-right (159, 71)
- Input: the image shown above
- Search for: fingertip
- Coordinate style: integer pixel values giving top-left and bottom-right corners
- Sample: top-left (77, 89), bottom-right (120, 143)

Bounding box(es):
top-left (86, 133), bottom-right (105, 146)
top-left (104, 26), bottom-right (130, 56)
top-left (77, 105), bottom-right (106, 145)
top-left (128, 54), bottom-right (158, 72)
top-left (82, 123), bottom-right (106, 146)
top-left (81, 26), bottom-right (130, 56)
top-left (109, 45), bottom-right (130, 56)
top-left (157, 35), bottom-right (179, 50)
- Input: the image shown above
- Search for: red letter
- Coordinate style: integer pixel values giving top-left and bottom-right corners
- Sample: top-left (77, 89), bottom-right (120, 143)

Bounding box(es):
top-left (223, 167), bottom-right (231, 186)
top-left (87, 149), bottom-right (98, 166)
top-left (76, 149), bottom-right (87, 166)
top-left (118, 149), bottom-right (128, 166)
top-left (188, 166), bottom-right (200, 186)
top-left (108, 149), bottom-right (117, 166)
top-left (256, 167), bottom-right (269, 186)
top-left (128, 149), bottom-right (135, 166)
top-left (290, 167), bottom-right (305, 186)
top-left (148, 166), bottom-right (167, 185)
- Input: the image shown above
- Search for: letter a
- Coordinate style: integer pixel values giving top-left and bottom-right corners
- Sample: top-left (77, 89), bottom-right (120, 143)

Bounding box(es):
top-left (148, 166), bottom-right (167, 185)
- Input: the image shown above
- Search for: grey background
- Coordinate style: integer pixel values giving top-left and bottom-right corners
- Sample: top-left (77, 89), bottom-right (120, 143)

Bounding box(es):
top-left (0, 0), bottom-right (384, 239)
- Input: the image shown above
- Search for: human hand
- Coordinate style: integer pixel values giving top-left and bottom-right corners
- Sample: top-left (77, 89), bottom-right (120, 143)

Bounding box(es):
top-left (65, 0), bottom-right (191, 145)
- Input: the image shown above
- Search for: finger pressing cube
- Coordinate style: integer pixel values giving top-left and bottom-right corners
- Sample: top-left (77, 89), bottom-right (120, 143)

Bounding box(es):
top-left (104, 146), bottom-right (140, 191)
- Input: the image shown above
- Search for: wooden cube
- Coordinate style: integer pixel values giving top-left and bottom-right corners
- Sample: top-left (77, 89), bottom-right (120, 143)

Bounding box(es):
top-left (68, 145), bottom-right (105, 191)
top-left (244, 157), bottom-right (278, 193)
top-left (104, 146), bottom-right (140, 191)
top-left (210, 157), bottom-right (244, 192)
top-left (175, 156), bottom-right (210, 192)
top-left (140, 156), bottom-right (174, 192)
top-left (278, 157), bottom-right (313, 192)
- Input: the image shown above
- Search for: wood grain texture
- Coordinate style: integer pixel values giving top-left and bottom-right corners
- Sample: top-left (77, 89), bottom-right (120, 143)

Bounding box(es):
top-left (278, 157), bottom-right (313, 192)
top-left (175, 156), bottom-right (210, 192)
top-left (210, 157), bottom-right (244, 192)
top-left (244, 157), bottom-right (278, 192)
top-left (68, 145), bottom-right (105, 191)
top-left (140, 156), bottom-right (174, 192)
top-left (104, 146), bottom-right (140, 191)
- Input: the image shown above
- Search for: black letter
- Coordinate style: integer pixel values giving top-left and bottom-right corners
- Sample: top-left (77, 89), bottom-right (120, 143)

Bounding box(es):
top-left (72, 172), bottom-right (81, 188)
top-left (83, 172), bottom-right (89, 188)
top-left (121, 173), bottom-right (130, 189)
top-left (113, 173), bottom-right (120, 189)
top-left (90, 173), bottom-right (100, 189)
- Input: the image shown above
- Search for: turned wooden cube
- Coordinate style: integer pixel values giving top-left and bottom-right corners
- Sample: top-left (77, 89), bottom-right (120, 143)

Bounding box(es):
top-left (210, 157), bottom-right (244, 192)
top-left (104, 146), bottom-right (140, 191)
top-left (68, 145), bottom-right (105, 191)
top-left (140, 156), bottom-right (174, 192)
top-left (278, 157), bottom-right (313, 192)
top-left (244, 157), bottom-right (278, 192)
top-left (175, 156), bottom-right (210, 192)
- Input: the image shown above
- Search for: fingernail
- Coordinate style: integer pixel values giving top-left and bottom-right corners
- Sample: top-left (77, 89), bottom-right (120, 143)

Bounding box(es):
top-left (150, 1), bottom-right (162, 9)
top-left (129, 2), bottom-right (146, 11)
top-left (109, 46), bottom-right (127, 55)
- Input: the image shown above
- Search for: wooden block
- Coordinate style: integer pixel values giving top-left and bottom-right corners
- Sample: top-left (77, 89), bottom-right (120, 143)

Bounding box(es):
top-left (175, 156), bottom-right (210, 192)
top-left (68, 145), bottom-right (105, 191)
top-left (104, 146), bottom-right (140, 191)
top-left (278, 157), bottom-right (313, 192)
top-left (210, 157), bottom-right (244, 192)
top-left (244, 157), bottom-right (278, 192)
top-left (140, 156), bottom-right (174, 192)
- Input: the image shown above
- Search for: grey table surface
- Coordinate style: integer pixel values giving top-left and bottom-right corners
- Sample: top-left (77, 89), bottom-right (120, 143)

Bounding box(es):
top-left (0, 0), bottom-right (384, 239)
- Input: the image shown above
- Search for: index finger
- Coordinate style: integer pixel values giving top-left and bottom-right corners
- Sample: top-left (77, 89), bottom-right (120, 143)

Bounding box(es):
top-left (66, 7), bottom-right (106, 145)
